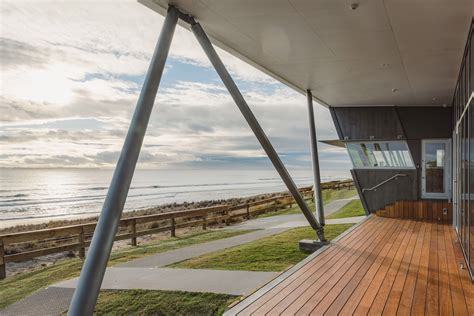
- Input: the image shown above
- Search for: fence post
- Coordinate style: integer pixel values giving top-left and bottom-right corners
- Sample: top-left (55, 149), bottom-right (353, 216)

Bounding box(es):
top-left (131, 219), bottom-right (137, 246)
top-left (171, 217), bottom-right (176, 237)
top-left (202, 213), bottom-right (207, 230)
top-left (0, 238), bottom-right (6, 279)
top-left (246, 203), bottom-right (250, 219)
top-left (225, 207), bottom-right (230, 226)
top-left (78, 228), bottom-right (85, 259)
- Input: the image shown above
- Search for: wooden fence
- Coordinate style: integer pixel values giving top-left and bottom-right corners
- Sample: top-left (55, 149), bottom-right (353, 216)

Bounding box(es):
top-left (0, 180), bottom-right (353, 279)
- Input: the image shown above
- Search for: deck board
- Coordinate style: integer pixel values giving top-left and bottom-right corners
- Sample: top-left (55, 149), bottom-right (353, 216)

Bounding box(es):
top-left (227, 217), bottom-right (474, 316)
top-left (242, 217), bottom-right (387, 315)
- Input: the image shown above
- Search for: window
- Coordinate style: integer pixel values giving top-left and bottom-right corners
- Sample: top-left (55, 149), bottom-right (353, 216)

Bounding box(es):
top-left (346, 141), bottom-right (415, 169)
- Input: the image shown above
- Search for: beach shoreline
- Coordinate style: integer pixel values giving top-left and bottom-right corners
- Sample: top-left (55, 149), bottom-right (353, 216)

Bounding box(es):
top-left (0, 188), bottom-right (297, 233)
top-left (0, 181), bottom-right (355, 277)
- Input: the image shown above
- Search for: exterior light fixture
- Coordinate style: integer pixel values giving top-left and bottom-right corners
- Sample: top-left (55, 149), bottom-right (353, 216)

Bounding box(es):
top-left (392, 88), bottom-right (398, 92)
top-left (350, 3), bottom-right (359, 10)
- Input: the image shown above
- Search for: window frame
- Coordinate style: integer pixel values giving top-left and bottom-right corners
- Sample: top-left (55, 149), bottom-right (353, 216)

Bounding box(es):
top-left (345, 140), bottom-right (416, 170)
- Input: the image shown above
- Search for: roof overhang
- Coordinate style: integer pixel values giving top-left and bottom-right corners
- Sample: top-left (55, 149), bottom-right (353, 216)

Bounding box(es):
top-left (320, 139), bottom-right (346, 148)
top-left (139, 0), bottom-right (473, 108)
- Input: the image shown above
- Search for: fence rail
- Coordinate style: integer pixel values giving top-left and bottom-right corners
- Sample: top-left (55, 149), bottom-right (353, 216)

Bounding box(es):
top-left (0, 180), bottom-right (353, 279)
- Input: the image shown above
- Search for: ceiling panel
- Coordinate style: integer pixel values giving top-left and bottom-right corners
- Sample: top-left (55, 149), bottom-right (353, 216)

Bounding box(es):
top-left (292, 0), bottom-right (391, 32)
top-left (223, 13), bottom-right (335, 63)
top-left (139, 0), bottom-right (473, 107)
top-left (384, 1), bottom-right (473, 54)
top-left (201, 0), bottom-right (295, 18)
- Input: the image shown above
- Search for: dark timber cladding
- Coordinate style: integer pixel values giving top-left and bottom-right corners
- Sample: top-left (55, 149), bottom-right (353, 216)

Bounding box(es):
top-left (331, 106), bottom-right (452, 213)
top-left (331, 107), bottom-right (405, 140)
top-left (225, 217), bottom-right (474, 315)
top-left (354, 169), bottom-right (417, 212)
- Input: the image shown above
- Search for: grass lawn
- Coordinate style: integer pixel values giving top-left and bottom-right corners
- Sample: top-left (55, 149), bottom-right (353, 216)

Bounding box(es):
top-left (89, 290), bottom-right (234, 316)
top-left (0, 229), bottom-right (251, 309)
top-left (170, 224), bottom-right (353, 272)
top-left (326, 200), bottom-right (366, 219)
top-left (256, 189), bottom-right (357, 218)
top-left (321, 188), bottom-right (358, 203)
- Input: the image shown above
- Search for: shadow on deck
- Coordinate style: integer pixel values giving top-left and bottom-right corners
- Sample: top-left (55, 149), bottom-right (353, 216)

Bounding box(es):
top-left (225, 216), bottom-right (474, 315)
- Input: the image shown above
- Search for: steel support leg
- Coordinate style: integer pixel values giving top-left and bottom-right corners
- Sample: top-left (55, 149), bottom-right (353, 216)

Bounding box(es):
top-left (191, 22), bottom-right (325, 241)
top-left (307, 90), bottom-right (325, 226)
top-left (67, 7), bottom-right (178, 315)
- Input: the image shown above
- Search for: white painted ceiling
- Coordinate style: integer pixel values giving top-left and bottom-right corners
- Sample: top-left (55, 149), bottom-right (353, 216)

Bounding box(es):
top-left (139, 0), bottom-right (473, 107)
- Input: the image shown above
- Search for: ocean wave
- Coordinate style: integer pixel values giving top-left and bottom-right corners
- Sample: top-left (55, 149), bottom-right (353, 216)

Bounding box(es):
top-left (79, 178), bottom-right (290, 192)
top-left (0, 193), bottom-right (29, 199)
top-left (0, 182), bottom-right (293, 213)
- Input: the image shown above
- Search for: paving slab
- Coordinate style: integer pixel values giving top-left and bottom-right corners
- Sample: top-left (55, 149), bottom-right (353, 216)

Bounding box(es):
top-left (0, 287), bottom-right (74, 316)
top-left (118, 228), bottom-right (288, 268)
top-left (53, 267), bottom-right (278, 296)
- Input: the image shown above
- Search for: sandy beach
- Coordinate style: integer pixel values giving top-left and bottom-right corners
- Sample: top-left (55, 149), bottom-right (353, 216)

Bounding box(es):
top-left (0, 189), bottom-right (289, 233)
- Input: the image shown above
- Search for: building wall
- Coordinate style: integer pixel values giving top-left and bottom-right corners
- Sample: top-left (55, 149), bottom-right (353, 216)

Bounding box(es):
top-left (331, 106), bottom-right (452, 213)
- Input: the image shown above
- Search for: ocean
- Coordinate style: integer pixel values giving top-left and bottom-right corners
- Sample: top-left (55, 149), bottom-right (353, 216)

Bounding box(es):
top-left (0, 168), bottom-right (350, 222)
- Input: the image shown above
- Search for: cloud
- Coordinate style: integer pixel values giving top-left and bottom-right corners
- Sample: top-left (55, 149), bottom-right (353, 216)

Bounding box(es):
top-left (0, 38), bottom-right (50, 69)
top-left (0, 1), bottom-right (351, 174)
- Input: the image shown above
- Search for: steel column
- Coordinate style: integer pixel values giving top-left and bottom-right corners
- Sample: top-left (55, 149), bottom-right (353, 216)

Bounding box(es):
top-left (306, 90), bottom-right (325, 226)
top-left (67, 7), bottom-right (178, 315)
top-left (191, 22), bottom-right (325, 241)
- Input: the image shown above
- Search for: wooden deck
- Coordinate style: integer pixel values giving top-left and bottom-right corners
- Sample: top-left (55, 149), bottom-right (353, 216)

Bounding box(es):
top-left (226, 216), bottom-right (474, 315)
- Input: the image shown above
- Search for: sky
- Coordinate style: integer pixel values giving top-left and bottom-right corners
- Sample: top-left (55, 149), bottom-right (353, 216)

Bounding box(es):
top-left (0, 0), bottom-right (352, 174)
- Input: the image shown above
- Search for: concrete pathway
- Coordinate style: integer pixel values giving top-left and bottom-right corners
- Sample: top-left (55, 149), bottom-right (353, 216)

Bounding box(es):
top-left (54, 267), bottom-right (278, 296)
top-left (1, 195), bottom-right (362, 315)
top-left (267, 215), bottom-right (366, 229)
top-left (0, 287), bottom-right (75, 316)
top-left (1, 230), bottom-right (288, 316)
top-left (224, 195), bottom-right (360, 231)
top-left (118, 227), bottom-right (288, 268)
top-left (324, 196), bottom-right (359, 216)
top-left (223, 213), bottom-right (365, 230)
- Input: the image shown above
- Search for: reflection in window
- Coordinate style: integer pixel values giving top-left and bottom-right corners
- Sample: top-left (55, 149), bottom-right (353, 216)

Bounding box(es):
top-left (346, 141), bottom-right (415, 169)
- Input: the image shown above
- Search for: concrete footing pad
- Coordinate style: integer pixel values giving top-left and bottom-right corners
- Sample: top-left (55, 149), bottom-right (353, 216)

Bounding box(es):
top-left (299, 239), bottom-right (328, 253)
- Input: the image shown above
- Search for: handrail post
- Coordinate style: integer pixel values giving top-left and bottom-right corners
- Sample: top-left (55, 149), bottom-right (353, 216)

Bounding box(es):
top-left (0, 238), bottom-right (6, 279)
top-left (131, 220), bottom-right (137, 246)
top-left (246, 203), bottom-right (250, 219)
top-left (68, 7), bottom-right (178, 315)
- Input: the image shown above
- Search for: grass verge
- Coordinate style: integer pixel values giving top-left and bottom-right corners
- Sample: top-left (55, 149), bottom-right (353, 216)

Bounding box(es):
top-left (256, 189), bottom-right (357, 218)
top-left (322, 188), bottom-right (358, 203)
top-left (89, 290), bottom-right (234, 316)
top-left (0, 229), bottom-right (251, 309)
top-left (326, 200), bottom-right (366, 219)
top-left (170, 224), bottom-right (353, 272)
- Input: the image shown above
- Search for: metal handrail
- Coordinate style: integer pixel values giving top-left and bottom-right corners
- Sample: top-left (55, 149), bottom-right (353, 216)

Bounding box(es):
top-left (362, 173), bottom-right (407, 192)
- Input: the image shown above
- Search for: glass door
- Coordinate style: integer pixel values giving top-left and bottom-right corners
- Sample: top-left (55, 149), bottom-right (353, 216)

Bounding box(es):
top-left (422, 139), bottom-right (451, 199)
